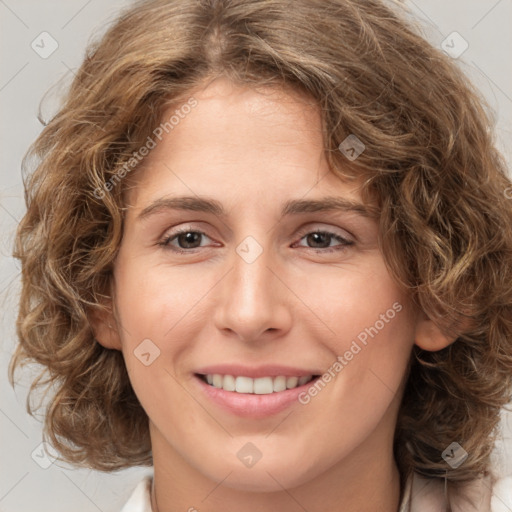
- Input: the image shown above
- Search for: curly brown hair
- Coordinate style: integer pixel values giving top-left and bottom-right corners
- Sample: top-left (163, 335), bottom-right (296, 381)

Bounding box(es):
top-left (9, 0), bottom-right (512, 487)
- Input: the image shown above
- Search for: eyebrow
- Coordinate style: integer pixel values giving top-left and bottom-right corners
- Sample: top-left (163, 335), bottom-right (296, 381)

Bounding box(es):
top-left (136, 195), bottom-right (378, 221)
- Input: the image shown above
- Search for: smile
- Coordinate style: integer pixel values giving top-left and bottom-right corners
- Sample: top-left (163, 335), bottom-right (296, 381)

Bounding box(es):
top-left (199, 374), bottom-right (317, 394)
top-left (194, 371), bottom-right (322, 418)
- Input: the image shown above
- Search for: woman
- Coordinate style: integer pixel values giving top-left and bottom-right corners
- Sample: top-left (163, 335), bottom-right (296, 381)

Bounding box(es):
top-left (10, 0), bottom-right (512, 510)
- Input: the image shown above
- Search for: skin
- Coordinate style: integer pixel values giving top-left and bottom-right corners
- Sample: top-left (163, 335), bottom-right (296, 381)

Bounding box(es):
top-left (92, 77), bottom-right (456, 512)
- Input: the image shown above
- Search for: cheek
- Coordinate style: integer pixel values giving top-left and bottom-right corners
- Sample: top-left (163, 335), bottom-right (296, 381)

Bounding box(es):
top-left (112, 261), bottom-right (222, 409)
top-left (298, 257), bottom-right (415, 416)
top-left (299, 255), bottom-right (413, 349)
top-left (114, 261), bottom-right (212, 341)
top-left (112, 264), bottom-right (206, 420)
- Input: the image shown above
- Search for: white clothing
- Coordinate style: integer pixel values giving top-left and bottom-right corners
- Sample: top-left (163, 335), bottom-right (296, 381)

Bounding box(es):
top-left (121, 473), bottom-right (512, 511)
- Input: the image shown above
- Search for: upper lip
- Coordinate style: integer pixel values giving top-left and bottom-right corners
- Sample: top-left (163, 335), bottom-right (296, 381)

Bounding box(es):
top-left (195, 364), bottom-right (321, 379)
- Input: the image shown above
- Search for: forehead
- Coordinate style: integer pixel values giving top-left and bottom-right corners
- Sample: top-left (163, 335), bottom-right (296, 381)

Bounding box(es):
top-left (124, 78), bottom-right (367, 213)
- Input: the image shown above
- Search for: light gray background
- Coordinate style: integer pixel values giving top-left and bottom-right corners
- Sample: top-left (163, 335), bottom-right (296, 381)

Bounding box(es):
top-left (1, 1), bottom-right (511, 511)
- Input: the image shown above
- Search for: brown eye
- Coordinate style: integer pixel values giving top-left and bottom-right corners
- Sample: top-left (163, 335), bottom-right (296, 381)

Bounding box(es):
top-left (158, 229), bottom-right (212, 252)
top-left (174, 231), bottom-right (203, 249)
top-left (294, 230), bottom-right (354, 253)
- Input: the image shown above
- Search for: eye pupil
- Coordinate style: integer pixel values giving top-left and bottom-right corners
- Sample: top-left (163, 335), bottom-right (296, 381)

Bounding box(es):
top-left (178, 232), bottom-right (201, 248)
top-left (307, 232), bottom-right (330, 248)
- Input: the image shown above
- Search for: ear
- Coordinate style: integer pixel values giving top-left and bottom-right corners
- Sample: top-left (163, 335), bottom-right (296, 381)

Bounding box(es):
top-left (414, 310), bottom-right (459, 352)
top-left (88, 301), bottom-right (122, 351)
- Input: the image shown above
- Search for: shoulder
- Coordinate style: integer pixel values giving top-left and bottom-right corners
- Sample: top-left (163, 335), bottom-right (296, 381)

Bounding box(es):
top-left (121, 473), bottom-right (512, 512)
top-left (492, 475), bottom-right (512, 512)
top-left (400, 472), bottom-right (512, 512)
top-left (120, 476), bottom-right (153, 512)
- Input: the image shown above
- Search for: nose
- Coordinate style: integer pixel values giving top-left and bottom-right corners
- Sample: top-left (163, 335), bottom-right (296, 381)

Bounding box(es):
top-left (213, 239), bottom-right (292, 344)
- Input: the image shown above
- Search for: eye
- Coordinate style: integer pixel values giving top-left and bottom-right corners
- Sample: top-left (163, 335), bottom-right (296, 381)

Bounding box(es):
top-left (157, 227), bottom-right (354, 254)
top-left (158, 228), bottom-right (212, 253)
top-left (293, 229), bottom-right (354, 254)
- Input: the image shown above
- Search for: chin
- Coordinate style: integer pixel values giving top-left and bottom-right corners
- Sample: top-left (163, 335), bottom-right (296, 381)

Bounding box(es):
top-left (198, 456), bottom-right (319, 493)
top-left (211, 468), bottom-right (305, 493)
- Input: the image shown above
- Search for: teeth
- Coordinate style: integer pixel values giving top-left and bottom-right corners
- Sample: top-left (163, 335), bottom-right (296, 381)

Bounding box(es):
top-left (223, 374), bottom-right (236, 391)
top-left (212, 374), bottom-right (223, 388)
top-left (298, 376), bottom-right (311, 386)
top-left (286, 376), bottom-right (299, 389)
top-left (273, 376), bottom-right (287, 392)
top-left (203, 374), bottom-right (315, 394)
top-left (236, 376), bottom-right (253, 393)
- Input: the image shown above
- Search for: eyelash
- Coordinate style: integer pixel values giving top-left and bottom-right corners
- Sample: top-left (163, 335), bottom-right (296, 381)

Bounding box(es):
top-left (157, 227), bottom-right (354, 254)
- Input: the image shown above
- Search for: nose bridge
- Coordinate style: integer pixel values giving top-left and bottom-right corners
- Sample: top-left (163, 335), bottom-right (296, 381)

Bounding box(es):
top-left (215, 233), bottom-right (290, 341)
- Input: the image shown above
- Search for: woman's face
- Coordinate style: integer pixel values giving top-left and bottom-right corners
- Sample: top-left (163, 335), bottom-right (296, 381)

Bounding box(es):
top-left (109, 77), bottom-right (418, 492)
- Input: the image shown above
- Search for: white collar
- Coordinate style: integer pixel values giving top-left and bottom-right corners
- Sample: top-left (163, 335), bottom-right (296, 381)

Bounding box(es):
top-left (121, 473), bottom-right (512, 512)
top-left (120, 476), bottom-right (152, 512)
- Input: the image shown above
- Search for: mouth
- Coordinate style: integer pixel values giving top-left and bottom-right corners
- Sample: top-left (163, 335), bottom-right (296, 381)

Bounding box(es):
top-left (193, 372), bottom-right (322, 418)
top-left (196, 373), bottom-right (320, 394)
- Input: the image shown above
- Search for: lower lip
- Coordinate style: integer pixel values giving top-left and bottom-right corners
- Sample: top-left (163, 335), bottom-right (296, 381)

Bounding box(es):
top-left (194, 374), bottom-right (320, 419)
